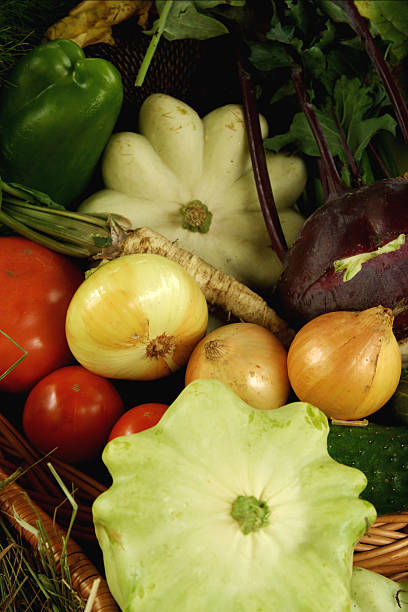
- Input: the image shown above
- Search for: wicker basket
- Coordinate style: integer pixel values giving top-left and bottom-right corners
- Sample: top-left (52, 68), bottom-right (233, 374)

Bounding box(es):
top-left (1, 5), bottom-right (408, 607)
top-left (1, 409), bottom-right (408, 611)
top-left (0, 412), bottom-right (118, 611)
top-left (354, 515), bottom-right (408, 581)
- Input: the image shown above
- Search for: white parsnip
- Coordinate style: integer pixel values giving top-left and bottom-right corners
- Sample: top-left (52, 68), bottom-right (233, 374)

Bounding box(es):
top-left (108, 226), bottom-right (294, 347)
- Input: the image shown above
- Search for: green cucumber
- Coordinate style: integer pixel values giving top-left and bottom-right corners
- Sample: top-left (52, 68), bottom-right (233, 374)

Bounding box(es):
top-left (328, 423), bottom-right (408, 516)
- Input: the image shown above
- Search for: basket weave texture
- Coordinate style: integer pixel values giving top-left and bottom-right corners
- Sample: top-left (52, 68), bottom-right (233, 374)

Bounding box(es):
top-left (1, 409), bottom-right (408, 602)
top-left (0, 412), bottom-right (118, 610)
top-left (1, 9), bottom-right (407, 605)
top-left (354, 514), bottom-right (408, 581)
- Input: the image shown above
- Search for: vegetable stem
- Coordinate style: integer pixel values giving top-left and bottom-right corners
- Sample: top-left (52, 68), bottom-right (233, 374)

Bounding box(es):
top-left (368, 141), bottom-right (392, 179)
top-left (0, 179), bottom-right (130, 257)
top-left (291, 67), bottom-right (346, 198)
top-left (331, 104), bottom-right (362, 185)
top-left (237, 56), bottom-right (288, 262)
top-left (337, 0), bottom-right (408, 144)
top-left (135, 0), bottom-right (174, 87)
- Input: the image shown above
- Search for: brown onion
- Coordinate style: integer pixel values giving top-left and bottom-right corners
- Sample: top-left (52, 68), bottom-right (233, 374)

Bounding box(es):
top-left (185, 322), bottom-right (289, 410)
top-left (287, 305), bottom-right (402, 420)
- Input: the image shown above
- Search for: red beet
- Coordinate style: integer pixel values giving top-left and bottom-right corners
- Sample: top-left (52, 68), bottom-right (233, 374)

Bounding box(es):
top-left (276, 178), bottom-right (408, 341)
top-left (238, 1), bottom-right (408, 344)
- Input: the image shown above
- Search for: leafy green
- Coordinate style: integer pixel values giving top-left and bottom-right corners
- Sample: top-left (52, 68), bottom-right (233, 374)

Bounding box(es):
top-left (355, 0), bottom-right (408, 62)
top-left (333, 233), bottom-right (406, 281)
top-left (153, 0), bottom-right (246, 40)
top-left (246, 0), bottom-right (403, 193)
top-left (264, 76), bottom-right (397, 185)
top-left (135, 0), bottom-right (246, 86)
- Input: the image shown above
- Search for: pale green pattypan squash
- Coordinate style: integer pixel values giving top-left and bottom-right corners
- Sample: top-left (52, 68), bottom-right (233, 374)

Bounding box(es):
top-left (79, 94), bottom-right (307, 291)
top-left (351, 567), bottom-right (408, 611)
top-left (93, 379), bottom-right (376, 612)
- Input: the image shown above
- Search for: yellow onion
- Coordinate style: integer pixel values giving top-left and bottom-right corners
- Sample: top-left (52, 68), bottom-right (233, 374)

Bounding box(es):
top-left (287, 305), bottom-right (401, 420)
top-left (185, 322), bottom-right (289, 410)
top-left (65, 254), bottom-right (208, 380)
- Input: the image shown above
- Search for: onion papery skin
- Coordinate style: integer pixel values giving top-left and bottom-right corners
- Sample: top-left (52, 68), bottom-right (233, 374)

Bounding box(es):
top-left (65, 254), bottom-right (208, 380)
top-left (185, 322), bottom-right (289, 410)
top-left (287, 306), bottom-right (402, 420)
top-left (275, 179), bottom-right (408, 341)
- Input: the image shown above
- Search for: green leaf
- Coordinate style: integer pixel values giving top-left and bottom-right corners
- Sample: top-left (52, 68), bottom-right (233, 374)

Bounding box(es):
top-left (3, 181), bottom-right (65, 209)
top-left (192, 0), bottom-right (245, 8)
top-left (355, 0), bottom-right (408, 61)
top-left (302, 46), bottom-right (327, 81)
top-left (332, 77), bottom-right (397, 160)
top-left (265, 75), bottom-right (397, 172)
top-left (334, 233), bottom-right (406, 281)
top-left (155, 0), bottom-right (230, 41)
top-left (352, 114), bottom-right (397, 161)
top-left (284, 0), bottom-right (310, 33)
top-left (269, 80), bottom-right (296, 105)
top-left (318, 0), bottom-right (353, 24)
top-left (249, 42), bottom-right (294, 71)
top-left (266, 12), bottom-right (296, 45)
top-left (264, 110), bottom-right (343, 157)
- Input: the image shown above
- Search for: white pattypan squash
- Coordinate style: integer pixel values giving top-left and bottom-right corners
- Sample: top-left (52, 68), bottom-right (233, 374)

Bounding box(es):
top-left (93, 379), bottom-right (376, 612)
top-left (351, 567), bottom-right (408, 611)
top-left (79, 93), bottom-right (307, 291)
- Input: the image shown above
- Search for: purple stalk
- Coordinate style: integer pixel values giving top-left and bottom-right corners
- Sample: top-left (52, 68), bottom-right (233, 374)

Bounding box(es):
top-left (291, 67), bottom-right (346, 199)
top-left (237, 57), bottom-right (288, 262)
top-left (317, 158), bottom-right (330, 201)
top-left (368, 141), bottom-right (392, 179)
top-left (331, 105), bottom-right (362, 185)
top-left (337, 0), bottom-right (408, 143)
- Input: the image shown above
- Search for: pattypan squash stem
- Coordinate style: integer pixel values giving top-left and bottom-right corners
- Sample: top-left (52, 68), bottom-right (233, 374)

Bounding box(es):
top-left (238, 56), bottom-right (288, 263)
top-left (181, 200), bottom-right (212, 233)
top-left (231, 495), bottom-right (270, 535)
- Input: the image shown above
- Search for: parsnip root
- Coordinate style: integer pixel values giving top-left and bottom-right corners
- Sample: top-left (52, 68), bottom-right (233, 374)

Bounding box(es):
top-left (112, 227), bottom-right (294, 347)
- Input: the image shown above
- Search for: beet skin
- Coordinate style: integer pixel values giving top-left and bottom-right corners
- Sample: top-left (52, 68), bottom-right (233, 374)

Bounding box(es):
top-left (275, 178), bottom-right (408, 341)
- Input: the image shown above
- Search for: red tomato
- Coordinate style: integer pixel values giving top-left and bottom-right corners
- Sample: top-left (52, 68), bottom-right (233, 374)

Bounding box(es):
top-left (22, 366), bottom-right (125, 463)
top-left (0, 237), bottom-right (83, 393)
top-left (108, 403), bottom-right (169, 441)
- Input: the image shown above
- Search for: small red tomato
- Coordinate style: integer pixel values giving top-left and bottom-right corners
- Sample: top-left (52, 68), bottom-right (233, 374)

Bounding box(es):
top-left (108, 403), bottom-right (169, 441)
top-left (22, 366), bottom-right (125, 463)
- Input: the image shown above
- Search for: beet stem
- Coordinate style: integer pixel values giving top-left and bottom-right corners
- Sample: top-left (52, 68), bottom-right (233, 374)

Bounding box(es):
top-left (338, 0), bottom-right (408, 143)
top-left (237, 55), bottom-right (288, 262)
top-left (331, 104), bottom-right (362, 185)
top-left (368, 141), bottom-right (392, 179)
top-left (291, 67), bottom-right (346, 198)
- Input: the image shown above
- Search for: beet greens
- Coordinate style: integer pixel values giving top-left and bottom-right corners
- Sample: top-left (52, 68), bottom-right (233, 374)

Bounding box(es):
top-left (239, 0), bottom-right (408, 343)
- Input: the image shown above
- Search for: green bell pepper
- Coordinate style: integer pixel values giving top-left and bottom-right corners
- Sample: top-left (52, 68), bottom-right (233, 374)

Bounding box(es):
top-left (0, 39), bottom-right (123, 207)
